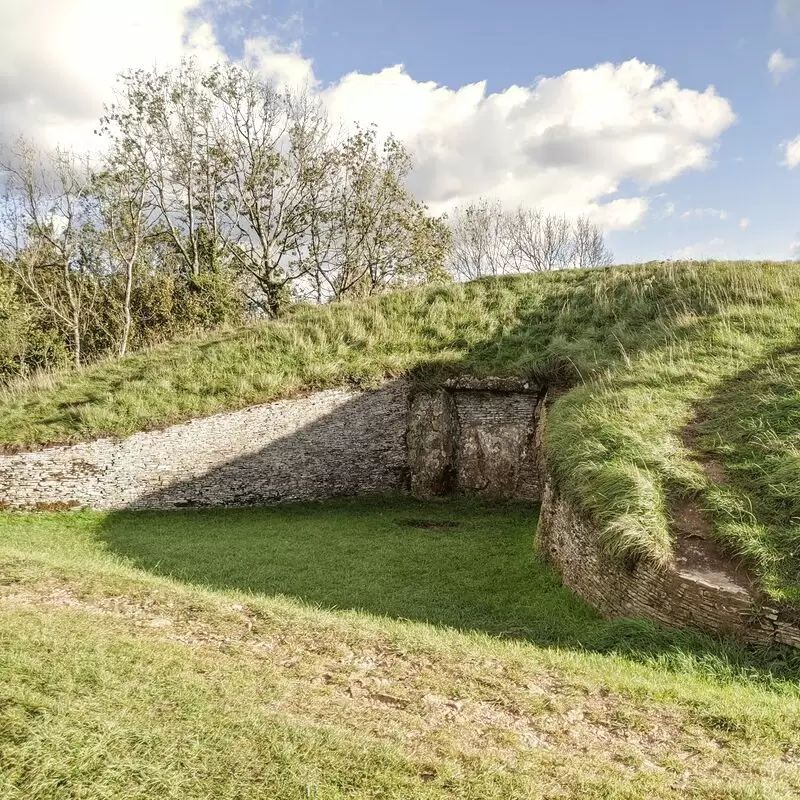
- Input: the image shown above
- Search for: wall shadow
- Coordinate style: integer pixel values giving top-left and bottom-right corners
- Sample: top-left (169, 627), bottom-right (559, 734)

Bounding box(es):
top-left (120, 381), bottom-right (411, 510)
top-left (96, 266), bottom-right (800, 683)
top-left (99, 495), bottom-right (800, 683)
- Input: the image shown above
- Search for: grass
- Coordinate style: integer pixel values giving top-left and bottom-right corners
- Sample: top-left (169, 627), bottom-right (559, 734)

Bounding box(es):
top-left (3, 260), bottom-right (800, 602)
top-left (693, 346), bottom-right (800, 604)
top-left (1, 497), bottom-right (800, 798)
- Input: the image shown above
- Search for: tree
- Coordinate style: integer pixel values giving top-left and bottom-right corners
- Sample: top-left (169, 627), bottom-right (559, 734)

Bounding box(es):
top-left (446, 198), bottom-right (508, 280)
top-left (300, 126), bottom-right (451, 301)
top-left (205, 63), bottom-right (333, 315)
top-left (94, 153), bottom-right (153, 355)
top-left (0, 59), bottom-right (465, 379)
top-left (447, 199), bottom-right (613, 279)
top-left (570, 215), bottom-right (614, 268)
top-left (100, 60), bottom-right (337, 317)
top-left (0, 140), bottom-right (100, 366)
top-left (505, 207), bottom-right (572, 272)
top-left (99, 60), bottom-right (228, 282)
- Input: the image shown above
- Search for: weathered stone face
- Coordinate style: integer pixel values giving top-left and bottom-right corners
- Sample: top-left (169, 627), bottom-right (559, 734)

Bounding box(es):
top-left (406, 390), bottom-right (457, 498)
top-left (407, 387), bottom-right (543, 501)
top-left (452, 391), bottom-right (540, 500)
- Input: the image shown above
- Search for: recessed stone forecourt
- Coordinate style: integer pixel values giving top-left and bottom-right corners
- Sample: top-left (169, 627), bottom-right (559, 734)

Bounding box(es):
top-left (1, 378), bottom-right (798, 650)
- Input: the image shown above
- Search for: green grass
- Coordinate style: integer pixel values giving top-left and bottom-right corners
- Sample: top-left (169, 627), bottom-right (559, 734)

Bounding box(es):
top-left (4, 260), bottom-right (800, 602)
top-left (696, 347), bottom-right (800, 604)
top-left (1, 498), bottom-right (800, 798)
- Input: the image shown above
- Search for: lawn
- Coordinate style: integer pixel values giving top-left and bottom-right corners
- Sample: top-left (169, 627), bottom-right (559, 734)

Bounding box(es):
top-left (1, 497), bottom-right (799, 798)
top-left (3, 261), bottom-right (800, 605)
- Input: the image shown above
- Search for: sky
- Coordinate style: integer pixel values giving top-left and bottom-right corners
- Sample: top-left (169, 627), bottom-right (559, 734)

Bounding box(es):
top-left (1, 0), bottom-right (799, 264)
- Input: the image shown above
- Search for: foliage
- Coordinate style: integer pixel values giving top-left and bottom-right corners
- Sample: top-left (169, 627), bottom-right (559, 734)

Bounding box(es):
top-left (99, 61), bottom-right (450, 316)
top-left (0, 143), bottom-right (101, 366)
top-left (298, 125), bottom-right (452, 302)
top-left (0, 267), bottom-right (70, 377)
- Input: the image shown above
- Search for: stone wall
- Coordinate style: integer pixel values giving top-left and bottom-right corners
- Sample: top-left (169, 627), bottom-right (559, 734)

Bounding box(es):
top-left (0, 382), bottom-right (410, 510)
top-left (0, 378), bottom-right (545, 511)
top-left (408, 379), bottom-right (544, 500)
top-left (537, 480), bottom-right (800, 649)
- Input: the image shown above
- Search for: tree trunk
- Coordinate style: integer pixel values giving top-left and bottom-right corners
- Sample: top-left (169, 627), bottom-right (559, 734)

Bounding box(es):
top-left (261, 279), bottom-right (284, 318)
top-left (71, 315), bottom-right (82, 367)
top-left (120, 260), bottom-right (134, 356)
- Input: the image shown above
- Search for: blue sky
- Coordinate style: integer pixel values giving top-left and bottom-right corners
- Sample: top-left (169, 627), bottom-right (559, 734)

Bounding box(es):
top-left (2, 0), bottom-right (799, 263)
top-left (227, 0), bottom-right (800, 263)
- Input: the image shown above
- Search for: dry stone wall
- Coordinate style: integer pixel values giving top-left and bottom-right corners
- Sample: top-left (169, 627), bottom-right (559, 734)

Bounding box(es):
top-left (0, 382), bottom-right (410, 510)
top-left (537, 480), bottom-right (800, 649)
top-left (0, 378), bottom-right (545, 511)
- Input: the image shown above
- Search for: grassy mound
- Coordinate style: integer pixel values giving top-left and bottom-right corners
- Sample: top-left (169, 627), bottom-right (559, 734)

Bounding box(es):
top-left (4, 260), bottom-right (800, 604)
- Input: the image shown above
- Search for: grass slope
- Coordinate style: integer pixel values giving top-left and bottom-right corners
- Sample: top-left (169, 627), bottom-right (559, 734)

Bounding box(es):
top-left (3, 260), bottom-right (800, 602)
top-left (1, 498), bottom-right (799, 799)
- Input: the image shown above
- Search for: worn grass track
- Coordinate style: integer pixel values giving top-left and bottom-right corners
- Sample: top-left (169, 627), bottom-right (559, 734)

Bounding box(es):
top-left (1, 498), bottom-right (799, 798)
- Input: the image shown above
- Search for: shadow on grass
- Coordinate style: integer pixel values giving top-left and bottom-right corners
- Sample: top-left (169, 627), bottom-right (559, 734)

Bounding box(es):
top-left (96, 266), bottom-right (800, 685)
top-left (100, 495), bottom-right (800, 686)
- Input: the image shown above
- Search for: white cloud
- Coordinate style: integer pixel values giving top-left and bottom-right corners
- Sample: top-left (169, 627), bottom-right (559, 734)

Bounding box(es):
top-left (739, 217), bottom-right (751, 230)
top-left (768, 49), bottom-right (798, 81)
top-left (0, 6), bottom-right (736, 233)
top-left (586, 197), bottom-right (651, 231)
top-left (680, 207), bottom-right (729, 220)
top-left (664, 201), bottom-right (676, 217)
top-left (0, 1), bottom-right (320, 154)
top-left (782, 136), bottom-right (800, 168)
top-left (0, 0), bottom-right (235, 152)
top-left (673, 237), bottom-right (725, 260)
top-left (242, 36), bottom-right (317, 90)
top-left (323, 59), bottom-right (735, 230)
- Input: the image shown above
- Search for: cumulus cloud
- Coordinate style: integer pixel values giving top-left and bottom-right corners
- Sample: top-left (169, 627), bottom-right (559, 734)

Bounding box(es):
top-left (672, 237), bottom-right (725, 260)
top-left (0, 4), bottom-right (736, 232)
top-left (323, 59), bottom-right (735, 230)
top-left (242, 36), bottom-right (317, 90)
top-left (0, 1), bottom-right (310, 152)
top-left (0, 0), bottom-right (227, 151)
top-left (781, 136), bottom-right (800, 167)
top-left (739, 217), bottom-right (751, 230)
top-left (768, 49), bottom-right (798, 81)
top-left (0, 4), bottom-right (297, 156)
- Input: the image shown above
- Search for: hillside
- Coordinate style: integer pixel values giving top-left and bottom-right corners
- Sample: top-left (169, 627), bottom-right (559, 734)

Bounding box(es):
top-left (3, 260), bottom-right (800, 606)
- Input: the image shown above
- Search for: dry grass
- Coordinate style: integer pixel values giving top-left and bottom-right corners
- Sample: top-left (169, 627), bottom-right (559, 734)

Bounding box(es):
top-left (1, 500), bottom-right (799, 798)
